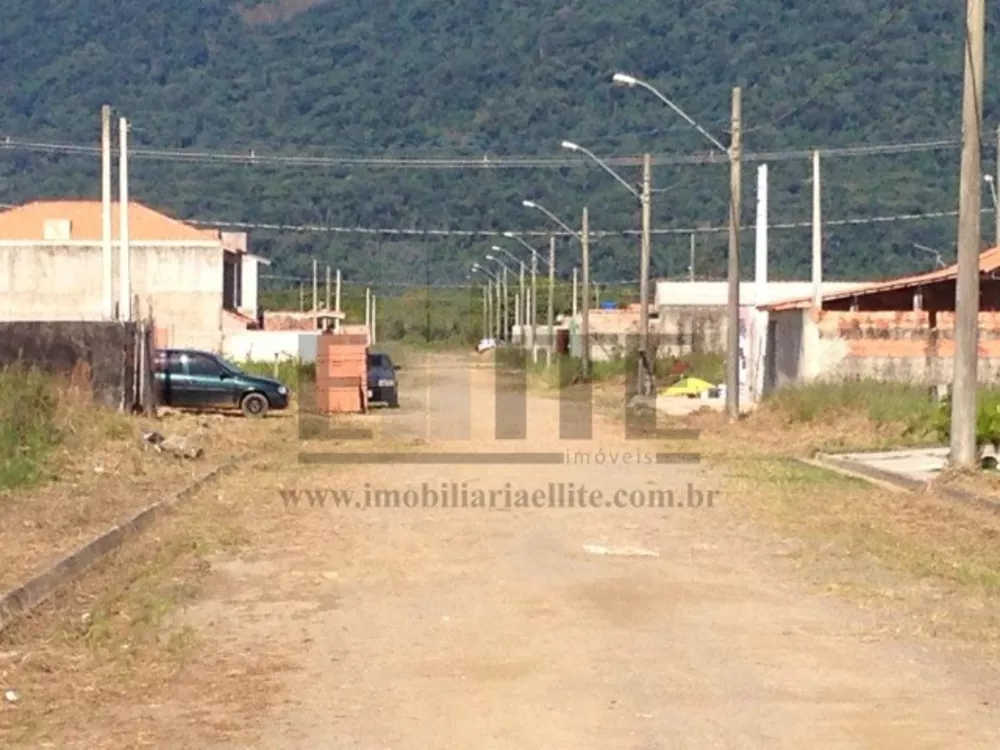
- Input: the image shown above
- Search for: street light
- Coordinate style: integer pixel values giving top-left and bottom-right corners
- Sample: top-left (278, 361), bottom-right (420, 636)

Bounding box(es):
top-left (472, 264), bottom-right (501, 341)
top-left (523, 199), bottom-right (590, 377)
top-left (561, 139), bottom-right (653, 395)
top-left (614, 70), bottom-right (741, 420)
top-left (914, 243), bottom-right (947, 269)
top-left (502, 232), bottom-right (551, 270)
top-left (486, 254), bottom-right (512, 340)
top-left (492, 246), bottom-right (526, 343)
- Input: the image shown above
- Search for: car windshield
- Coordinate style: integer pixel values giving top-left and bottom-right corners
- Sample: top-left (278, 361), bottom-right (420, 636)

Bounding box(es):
top-left (368, 353), bottom-right (391, 368)
top-left (213, 355), bottom-right (242, 374)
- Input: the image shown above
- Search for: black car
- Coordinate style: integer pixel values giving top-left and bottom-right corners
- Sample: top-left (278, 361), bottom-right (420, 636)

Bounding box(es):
top-left (367, 351), bottom-right (400, 408)
top-left (153, 349), bottom-right (290, 417)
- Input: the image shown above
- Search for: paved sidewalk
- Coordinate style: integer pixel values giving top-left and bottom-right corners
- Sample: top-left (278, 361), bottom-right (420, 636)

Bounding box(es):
top-left (827, 446), bottom-right (997, 485)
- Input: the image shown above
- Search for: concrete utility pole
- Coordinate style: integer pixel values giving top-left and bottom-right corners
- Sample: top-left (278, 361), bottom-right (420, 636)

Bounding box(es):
top-left (755, 165), bottom-right (769, 304)
top-left (365, 286), bottom-right (371, 334)
top-left (101, 106), bottom-right (113, 320)
top-left (482, 284), bottom-right (489, 339)
top-left (689, 234), bottom-right (696, 282)
top-left (572, 267), bottom-right (579, 317)
top-left (811, 151), bottom-right (822, 308)
top-left (726, 86), bottom-right (742, 421)
top-left (518, 260), bottom-right (525, 342)
top-left (502, 264), bottom-right (509, 341)
top-left (299, 282), bottom-right (304, 311)
top-left (312, 259), bottom-right (318, 313)
top-left (325, 265), bottom-right (331, 310)
top-left (118, 117), bottom-right (131, 321)
top-left (951, 0), bottom-right (986, 468)
top-left (514, 291), bottom-right (521, 331)
top-left (530, 253), bottom-right (538, 355)
top-left (495, 277), bottom-right (502, 341)
top-left (547, 235), bottom-right (556, 366)
top-left (581, 207), bottom-right (591, 379)
top-left (335, 269), bottom-right (342, 331)
top-left (371, 295), bottom-right (377, 344)
top-left (639, 152), bottom-right (652, 394)
top-left (995, 124), bottom-right (1000, 247)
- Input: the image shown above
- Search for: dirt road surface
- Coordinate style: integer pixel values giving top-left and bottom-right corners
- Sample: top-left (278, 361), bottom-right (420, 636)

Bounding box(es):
top-left (17, 352), bottom-right (1000, 748)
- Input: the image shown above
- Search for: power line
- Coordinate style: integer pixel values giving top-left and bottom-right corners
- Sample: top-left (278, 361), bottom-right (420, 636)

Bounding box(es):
top-left (189, 207), bottom-right (982, 238)
top-left (0, 134), bottom-right (960, 168)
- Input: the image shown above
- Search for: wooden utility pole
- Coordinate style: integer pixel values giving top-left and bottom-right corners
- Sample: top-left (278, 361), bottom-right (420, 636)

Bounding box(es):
top-left (951, 0), bottom-right (986, 468)
top-left (689, 234), bottom-right (696, 282)
top-left (811, 151), bottom-right (822, 308)
top-left (581, 207), bottom-right (591, 380)
top-left (639, 152), bottom-right (652, 394)
top-left (547, 235), bottom-right (556, 366)
top-left (725, 86), bottom-right (742, 421)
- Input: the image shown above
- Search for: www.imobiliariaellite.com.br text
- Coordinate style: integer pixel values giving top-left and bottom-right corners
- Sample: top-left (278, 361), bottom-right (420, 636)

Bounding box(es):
top-left (279, 482), bottom-right (718, 510)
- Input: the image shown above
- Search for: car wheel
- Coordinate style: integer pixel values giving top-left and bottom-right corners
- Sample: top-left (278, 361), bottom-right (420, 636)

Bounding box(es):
top-left (241, 392), bottom-right (269, 418)
top-left (388, 390), bottom-right (400, 408)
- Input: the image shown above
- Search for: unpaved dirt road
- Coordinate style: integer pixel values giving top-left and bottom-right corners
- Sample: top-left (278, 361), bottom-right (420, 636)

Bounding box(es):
top-left (109, 353), bottom-right (1000, 746)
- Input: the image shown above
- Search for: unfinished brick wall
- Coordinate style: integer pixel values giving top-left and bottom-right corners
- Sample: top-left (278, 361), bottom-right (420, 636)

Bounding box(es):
top-left (814, 310), bottom-right (1000, 382)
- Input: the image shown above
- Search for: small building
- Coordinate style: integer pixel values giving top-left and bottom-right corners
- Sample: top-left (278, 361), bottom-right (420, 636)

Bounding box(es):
top-left (759, 248), bottom-right (1000, 391)
top-left (654, 280), bottom-right (869, 355)
top-left (0, 200), bottom-right (270, 351)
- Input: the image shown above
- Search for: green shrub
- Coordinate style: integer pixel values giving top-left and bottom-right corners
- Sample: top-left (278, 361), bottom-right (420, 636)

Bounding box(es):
top-left (763, 380), bottom-right (936, 430)
top-left (0, 365), bottom-right (61, 490)
top-left (931, 389), bottom-right (1000, 455)
top-left (236, 359), bottom-right (316, 388)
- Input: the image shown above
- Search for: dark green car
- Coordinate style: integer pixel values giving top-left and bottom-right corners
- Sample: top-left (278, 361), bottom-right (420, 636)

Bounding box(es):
top-left (153, 348), bottom-right (290, 417)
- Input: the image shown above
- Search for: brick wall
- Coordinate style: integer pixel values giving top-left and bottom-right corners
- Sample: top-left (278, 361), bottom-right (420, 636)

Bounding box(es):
top-left (813, 309), bottom-right (1000, 382)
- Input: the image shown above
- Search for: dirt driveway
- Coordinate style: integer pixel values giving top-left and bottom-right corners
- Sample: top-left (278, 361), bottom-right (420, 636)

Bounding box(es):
top-left (7, 351), bottom-right (1000, 748)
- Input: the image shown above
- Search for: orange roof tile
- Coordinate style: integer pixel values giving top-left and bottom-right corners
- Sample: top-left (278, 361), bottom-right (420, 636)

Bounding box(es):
top-left (0, 200), bottom-right (220, 243)
top-left (763, 247), bottom-right (1000, 311)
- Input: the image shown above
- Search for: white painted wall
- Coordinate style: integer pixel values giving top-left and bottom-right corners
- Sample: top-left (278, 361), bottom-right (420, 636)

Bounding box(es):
top-left (222, 330), bottom-right (319, 363)
top-left (654, 281), bottom-right (869, 308)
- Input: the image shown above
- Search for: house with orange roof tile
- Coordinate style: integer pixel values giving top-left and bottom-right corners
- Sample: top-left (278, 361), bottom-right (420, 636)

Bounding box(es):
top-left (0, 200), bottom-right (270, 351)
top-left (756, 246), bottom-right (1000, 394)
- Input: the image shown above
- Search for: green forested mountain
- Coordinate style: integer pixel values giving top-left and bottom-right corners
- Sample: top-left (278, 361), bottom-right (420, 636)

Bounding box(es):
top-left (0, 0), bottom-right (996, 292)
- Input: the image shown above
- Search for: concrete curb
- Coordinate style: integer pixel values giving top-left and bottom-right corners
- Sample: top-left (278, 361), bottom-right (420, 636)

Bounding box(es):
top-left (0, 457), bottom-right (241, 634)
top-left (811, 453), bottom-right (1000, 516)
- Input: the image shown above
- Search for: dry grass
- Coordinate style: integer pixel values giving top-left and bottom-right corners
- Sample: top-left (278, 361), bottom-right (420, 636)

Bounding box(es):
top-left (0, 467), bottom-right (293, 749)
top-left (0, 388), bottom-right (292, 593)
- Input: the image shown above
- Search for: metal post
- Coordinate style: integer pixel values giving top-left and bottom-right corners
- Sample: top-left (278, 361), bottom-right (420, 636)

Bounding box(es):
top-left (951, 0), bottom-right (986, 468)
top-left (725, 86), bottom-right (742, 421)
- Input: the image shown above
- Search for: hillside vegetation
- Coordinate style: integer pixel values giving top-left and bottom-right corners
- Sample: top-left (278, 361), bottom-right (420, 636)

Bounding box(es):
top-left (1, 0), bottom-right (998, 291)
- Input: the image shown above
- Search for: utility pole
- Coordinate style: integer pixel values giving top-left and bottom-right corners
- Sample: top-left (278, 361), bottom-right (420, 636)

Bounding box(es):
top-left (502, 265), bottom-right (509, 341)
top-left (482, 284), bottom-right (489, 339)
top-left (581, 207), bottom-right (591, 380)
top-left (572, 267), bottom-right (579, 317)
top-left (530, 253), bottom-right (538, 356)
top-left (335, 269), bottom-right (342, 331)
top-left (811, 151), bottom-right (822, 308)
top-left (639, 152), bottom-right (652, 394)
top-left (365, 286), bottom-right (371, 335)
top-left (101, 106), bottom-right (113, 320)
top-left (689, 234), bottom-right (696, 282)
top-left (371, 295), bottom-right (377, 344)
top-left (118, 117), bottom-right (131, 321)
top-left (312, 259), bottom-right (318, 313)
top-left (725, 86), bottom-right (742, 421)
top-left (951, 0), bottom-right (986, 468)
top-left (518, 261), bottom-right (525, 345)
top-left (547, 235), bottom-right (556, 366)
top-left (995, 124), bottom-right (999, 247)
top-left (325, 265), bottom-right (331, 310)
top-left (299, 282), bottom-right (304, 311)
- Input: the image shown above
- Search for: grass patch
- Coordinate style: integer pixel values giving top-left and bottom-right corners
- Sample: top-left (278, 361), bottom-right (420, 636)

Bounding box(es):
top-left (762, 379), bottom-right (936, 429)
top-left (0, 366), bottom-right (61, 490)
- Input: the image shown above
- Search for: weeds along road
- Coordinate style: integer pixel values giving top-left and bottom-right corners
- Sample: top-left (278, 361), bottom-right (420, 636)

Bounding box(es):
top-left (6, 350), bottom-right (1000, 748)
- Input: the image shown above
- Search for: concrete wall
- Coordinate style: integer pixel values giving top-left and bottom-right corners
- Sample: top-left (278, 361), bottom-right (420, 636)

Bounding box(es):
top-left (764, 309), bottom-right (1000, 391)
top-left (0, 242), bottom-right (224, 351)
top-left (657, 306), bottom-right (728, 355)
top-left (0, 321), bottom-right (141, 409)
top-left (222, 330), bottom-right (320, 363)
top-left (240, 255), bottom-right (260, 316)
top-left (655, 281), bottom-right (869, 308)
